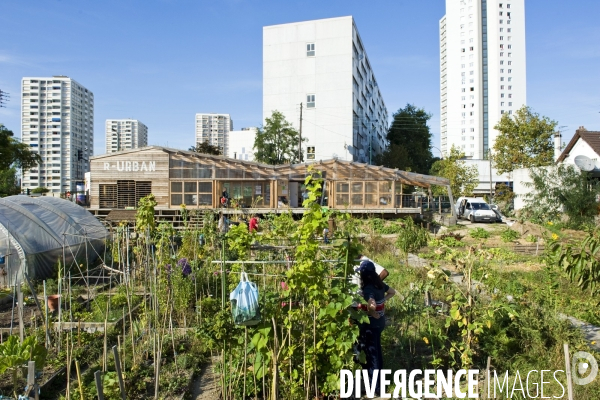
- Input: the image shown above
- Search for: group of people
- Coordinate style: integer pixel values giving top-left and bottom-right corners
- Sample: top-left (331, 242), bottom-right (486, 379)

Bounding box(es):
top-left (354, 255), bottom-right (396, 396)
top-left (218, 212), bottom-right (259, 234)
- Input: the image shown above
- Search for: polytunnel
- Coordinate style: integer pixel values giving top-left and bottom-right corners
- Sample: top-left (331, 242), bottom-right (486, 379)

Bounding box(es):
top-left (0, 195), bottom-right (109, 286)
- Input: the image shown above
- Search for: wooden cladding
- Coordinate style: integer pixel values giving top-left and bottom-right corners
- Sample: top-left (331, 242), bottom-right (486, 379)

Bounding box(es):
top-left (99, 181), bottom-right (152, 209)
top-left (99, 184), bottom-right (117, 208)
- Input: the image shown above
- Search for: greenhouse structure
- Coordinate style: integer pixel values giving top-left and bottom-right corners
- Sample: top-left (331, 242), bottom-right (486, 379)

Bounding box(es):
top-left (0, 196), bottom-right (108, 286)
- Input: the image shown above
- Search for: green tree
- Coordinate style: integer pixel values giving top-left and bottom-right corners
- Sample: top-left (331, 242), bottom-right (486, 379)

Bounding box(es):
top-left (492, 106), bottom-right (557, 174)
top-left (0, 124), bottom-right (41, 196)
top-left (430, 145), bottom-right (479, 196)
top-left (253, 111), bottom-right (304, 165)
top-left (189, 141), bottom-right (222, 155)
top-left (377, 104), bottom-right (434, 174)
top-left (0, 124), bottom-right (41, 171)
top-left (521, 164), bottom-right (599, 227)
top-left (0, 168), bottom-right (20, 197)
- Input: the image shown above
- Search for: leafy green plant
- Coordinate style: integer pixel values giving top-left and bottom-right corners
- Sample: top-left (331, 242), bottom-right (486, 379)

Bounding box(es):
top-left (0, 335), bottom-right (47, 397)
top-left (136, 194), bottom-right (157, 236)
top-left (500, 228), bottom-right (520, 242)
top-left (521, 164), bottom-right (600, 227)
top-left (429, 237), bottom-right (463, 248)
top-left (396, 218), bottom-right (429, 263)
top-left (551, 227), bottom-right (600, 297)
top-left (526, 234), bottom-right (538, 243)
top-left (470, 227), bottom-right (490, 239)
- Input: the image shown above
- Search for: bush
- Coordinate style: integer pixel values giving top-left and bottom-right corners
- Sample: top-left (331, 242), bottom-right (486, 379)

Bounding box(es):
top-left (500, 228), bottom-right (520, 242)
top-left (470, 227), bottom-right (490, 239)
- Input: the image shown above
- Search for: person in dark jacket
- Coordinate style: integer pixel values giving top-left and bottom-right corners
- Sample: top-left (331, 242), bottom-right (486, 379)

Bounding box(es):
top-left (358, 260), bottom-right (396, 394)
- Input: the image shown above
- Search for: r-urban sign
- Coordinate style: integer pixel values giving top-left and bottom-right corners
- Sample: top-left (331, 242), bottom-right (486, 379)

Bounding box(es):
top-left (103, 161), bottom-right (156, 172)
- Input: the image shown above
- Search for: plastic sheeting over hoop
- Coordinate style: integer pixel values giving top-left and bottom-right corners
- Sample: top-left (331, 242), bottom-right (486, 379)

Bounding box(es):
top-left (0, 196), bottom-right (109, 286)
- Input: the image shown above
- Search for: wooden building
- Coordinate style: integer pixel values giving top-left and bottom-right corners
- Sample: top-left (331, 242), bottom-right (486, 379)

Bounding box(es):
top-left (89, 147), bottom-right (453, 215)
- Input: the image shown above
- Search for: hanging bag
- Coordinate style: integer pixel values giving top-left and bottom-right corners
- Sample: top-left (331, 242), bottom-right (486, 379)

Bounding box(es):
top-left (229, 272), bottom-right (261, 326)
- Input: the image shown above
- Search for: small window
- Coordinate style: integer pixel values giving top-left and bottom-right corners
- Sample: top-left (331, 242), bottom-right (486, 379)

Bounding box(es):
top-left (306, 94), bottom-right (315, 108)
top-left (470, 87), bottom-right (474, 91)
top-left (306, 43), bottom-right (315, 57)
top-left (507, 4), bottom-right (511, 8)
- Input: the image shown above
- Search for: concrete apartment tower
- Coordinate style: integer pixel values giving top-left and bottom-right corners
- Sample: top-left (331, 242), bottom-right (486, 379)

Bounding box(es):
top-left (195, 113), bottom-right (233, 156)
top-left (105, 119), bottom-right (148, 153)
top-left (440, 0), bottom-right (526, 159)
top-left (21, 76), bottom-right (94, 194)
top-left (263, 16), bottom-right (388, 163)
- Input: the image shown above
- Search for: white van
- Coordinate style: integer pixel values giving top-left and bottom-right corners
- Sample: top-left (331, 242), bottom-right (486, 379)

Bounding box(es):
top-left (454, 197), bottom-right (498, 223)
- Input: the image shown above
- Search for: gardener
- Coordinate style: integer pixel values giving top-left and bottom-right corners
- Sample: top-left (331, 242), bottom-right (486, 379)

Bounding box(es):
top-left (249, 216), bottom-right (259, 233)
top-left (221, 188), bottom-right (230, 207)
top-left (357, 260), bottom-right (396, 396)
top-left (351, 254), bottom-right (389, 286)
top-left (218, 213), bottom-right (229, 234)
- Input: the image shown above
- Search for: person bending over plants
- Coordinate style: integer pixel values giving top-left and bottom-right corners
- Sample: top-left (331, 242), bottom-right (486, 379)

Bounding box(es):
top-left (358, 260), bottom-right (396, 395)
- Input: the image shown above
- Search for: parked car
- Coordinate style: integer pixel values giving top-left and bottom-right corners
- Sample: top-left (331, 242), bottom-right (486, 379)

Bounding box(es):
top-left (454, 197), bottom-right (498, 223)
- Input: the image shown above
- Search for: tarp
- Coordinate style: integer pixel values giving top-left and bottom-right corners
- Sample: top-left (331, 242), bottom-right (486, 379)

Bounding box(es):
top-left (0, 195), bottom-right (108, 286)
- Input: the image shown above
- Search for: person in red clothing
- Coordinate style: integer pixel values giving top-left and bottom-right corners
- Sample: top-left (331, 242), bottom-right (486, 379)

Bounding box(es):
top-left (249, 216), bottom-right (259, 232)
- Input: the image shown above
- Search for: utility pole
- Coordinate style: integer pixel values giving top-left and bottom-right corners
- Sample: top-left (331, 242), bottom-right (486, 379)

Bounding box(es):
top-left (488, 150), bottom-right (493, 202)
top-left (298, 102), bottom-right (303, 163)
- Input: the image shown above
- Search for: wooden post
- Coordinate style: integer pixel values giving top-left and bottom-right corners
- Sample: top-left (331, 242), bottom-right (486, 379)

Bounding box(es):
top-left (76, 361), bottom-right (84, 400)
top-left (43, 280), bottom-right (50, 348)
top-left (484, 356), bottom-right (491, 399)
top-left (564, 343), bottom-right (574, 400)
top-left (17, 290), bottom-right (24, 343)
top-left (28, 360), bottom-right (39, 400)
top-left (94, 370), bottom-right (104, 400)
top-left (112, 346), bottom-right (126, 400)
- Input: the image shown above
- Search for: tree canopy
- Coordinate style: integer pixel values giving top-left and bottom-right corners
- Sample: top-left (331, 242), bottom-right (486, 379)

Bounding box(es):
top-left (376, 104), bottom-right (434, 174)
top-left (492, 106), bottom-right (557, 174)
top-left (0, 124), bottom-right (41, 171)
top-left (189, 141), bottom-right (222, 156)
top-left (430, 145), bottom-right (479, 197)
top-left (0, 124), bottom-right (41, 197)
top-left (253, 111), bottom-right (304, 165)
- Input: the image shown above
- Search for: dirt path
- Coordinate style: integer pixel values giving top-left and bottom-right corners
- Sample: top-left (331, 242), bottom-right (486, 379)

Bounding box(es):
top-left (190, 356), bottom-right (220, 400)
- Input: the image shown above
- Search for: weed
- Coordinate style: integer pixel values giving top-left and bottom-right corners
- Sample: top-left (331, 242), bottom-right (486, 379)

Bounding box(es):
top-left (500, 227), bottom-right (520, 242)
top-left (470, 227), bottom-right (490, 239)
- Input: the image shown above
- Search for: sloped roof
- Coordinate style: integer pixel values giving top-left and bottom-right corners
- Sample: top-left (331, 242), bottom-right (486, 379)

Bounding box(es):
top-left (557, 128), bottom-right (600, 163)
top-left (91, 146), bottom-right (450, 188)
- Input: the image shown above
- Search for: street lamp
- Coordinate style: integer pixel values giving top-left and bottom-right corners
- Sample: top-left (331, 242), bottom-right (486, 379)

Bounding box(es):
top-left (431, 146), bottom-right (443, 160)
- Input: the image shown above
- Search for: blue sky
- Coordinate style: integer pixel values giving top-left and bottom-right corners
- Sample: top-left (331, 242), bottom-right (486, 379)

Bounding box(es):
top-left (1, 0), bottom-right (599, 157)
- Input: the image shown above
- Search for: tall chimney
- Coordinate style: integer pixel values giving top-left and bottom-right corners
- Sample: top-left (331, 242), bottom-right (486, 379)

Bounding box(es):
top-left (554, 132), bottom-right (562, 161)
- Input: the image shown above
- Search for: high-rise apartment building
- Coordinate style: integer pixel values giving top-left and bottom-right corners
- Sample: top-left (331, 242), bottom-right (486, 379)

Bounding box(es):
top-left (21, 76), bottom-right (94, 194)
top-left (440, 0), bottom-right (526, 159)
top-left (195, 113), bottom-right (233, 156)
top-left (105, 119), bottom-right (148, 153)
top-left (263, 16), bottom-right (388, 163)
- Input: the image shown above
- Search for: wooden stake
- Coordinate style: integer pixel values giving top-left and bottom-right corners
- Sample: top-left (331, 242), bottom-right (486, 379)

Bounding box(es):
top-left (564, 343), bottom-right (574, 400)
top-left (94, 370), bottom-right (104, 400)
top-left (27, 360), bottom-right (38, 400)
top-left (43, 280), bottom-right (50, 348)
top-left (76, 360), bottom-right (84, 400)
top-left (112, 346), bottom-right (126, 400)
top-left (17, 290), bottom-right (24, 343)
top-left (485, 356), bottom-right (491, 399)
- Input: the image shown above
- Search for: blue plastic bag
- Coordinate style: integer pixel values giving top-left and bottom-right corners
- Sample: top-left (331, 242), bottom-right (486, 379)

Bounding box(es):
top-left (230, 272), bottom-right (261, 326)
